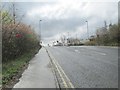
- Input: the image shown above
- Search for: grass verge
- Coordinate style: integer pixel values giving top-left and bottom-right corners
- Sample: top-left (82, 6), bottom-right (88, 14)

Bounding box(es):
top-left (2, 46), bottom-right (41, 88)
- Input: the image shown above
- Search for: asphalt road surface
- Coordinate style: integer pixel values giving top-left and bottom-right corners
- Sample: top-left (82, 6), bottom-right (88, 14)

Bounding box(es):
top-left (46, 46), bottom-right (118, 88)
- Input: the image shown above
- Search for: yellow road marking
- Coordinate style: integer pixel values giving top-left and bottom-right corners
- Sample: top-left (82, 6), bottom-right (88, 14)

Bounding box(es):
top-left (46, 48), bottom-right (75, 88)
top-left (48, 50), bottom-right (68, 88)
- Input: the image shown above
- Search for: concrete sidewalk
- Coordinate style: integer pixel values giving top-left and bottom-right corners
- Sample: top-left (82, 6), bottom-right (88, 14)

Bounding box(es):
top-left (13, 47), bottom-right (56, 88)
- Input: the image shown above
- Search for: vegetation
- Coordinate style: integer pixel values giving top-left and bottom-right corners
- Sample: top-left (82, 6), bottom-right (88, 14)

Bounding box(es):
top-left (2, 11), bottom-right (40, 62)
top-left (2, 9), bottom-right (41, 86)
top-left (2, 49), bottom-right (40, 85)
top-left (85, 23), bottom-right (119, 46)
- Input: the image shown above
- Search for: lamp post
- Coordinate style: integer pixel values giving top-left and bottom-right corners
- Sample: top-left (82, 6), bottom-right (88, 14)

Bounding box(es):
top-left (86, 21), bottom-right (89, 39)
top-left (67, 32), bottom-right (70, 45)
top-left (39, 20), bottom-right (42, 43)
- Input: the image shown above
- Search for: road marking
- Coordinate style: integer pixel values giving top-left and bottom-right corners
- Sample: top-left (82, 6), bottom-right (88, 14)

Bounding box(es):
top-left (52, 58), bottom-right (68, 88)
top-left (74, 49), bottom-right (80, 53)
top-left (46, 48), bottom-right (74, 88)
top-left (53, 57), bottom-right (74, 88)
top-left (74, 49), bottom-right (106, 56)
top-left (99, 52), bottom-right (106, 55)
top-left (99, 46), bottom-right (118, 49)
top-left (93, 51), bottom-right (106, 55)
top-left (53, 47), bottom-right (57, 48)
top-left (47, 50), bottom-right (68, 88)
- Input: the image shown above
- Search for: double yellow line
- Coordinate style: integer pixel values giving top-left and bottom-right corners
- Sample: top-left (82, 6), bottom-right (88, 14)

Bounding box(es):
top-left (45, 47), bottom-right (74, 89)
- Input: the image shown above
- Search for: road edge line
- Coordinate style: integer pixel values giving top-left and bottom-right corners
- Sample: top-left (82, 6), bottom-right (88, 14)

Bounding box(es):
top-left (45, 47), bottom-right (75, 88)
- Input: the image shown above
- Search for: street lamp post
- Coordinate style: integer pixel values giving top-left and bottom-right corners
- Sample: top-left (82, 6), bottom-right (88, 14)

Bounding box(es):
top-left (67, 32), bottom-right (70, 45)
top-left (39, 20), bottom-right (42, 43)
top-left (86, 21), bottom-right (89, 39)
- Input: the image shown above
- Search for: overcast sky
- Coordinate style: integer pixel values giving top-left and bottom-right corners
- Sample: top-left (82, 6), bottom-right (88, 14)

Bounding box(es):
top-left (3, 0), bottom-right (118, 45)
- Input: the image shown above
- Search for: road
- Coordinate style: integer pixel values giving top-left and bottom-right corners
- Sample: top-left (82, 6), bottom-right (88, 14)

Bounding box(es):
top-left (46, 46), bottom-right (118, 88)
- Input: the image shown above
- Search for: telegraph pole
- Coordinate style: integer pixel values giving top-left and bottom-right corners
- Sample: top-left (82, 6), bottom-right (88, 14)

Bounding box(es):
top-left (13, 3), bottom-right (15, 24)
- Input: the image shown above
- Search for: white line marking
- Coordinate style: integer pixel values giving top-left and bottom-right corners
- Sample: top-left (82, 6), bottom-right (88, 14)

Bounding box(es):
top-left (74, 49), bottom-right (106, 55)
top-left (75, 50), bottom-right (80, 53)
top-left (94, 51), bottom-right (106, 55)
top-left (53, 47), bottom-right (57, 48)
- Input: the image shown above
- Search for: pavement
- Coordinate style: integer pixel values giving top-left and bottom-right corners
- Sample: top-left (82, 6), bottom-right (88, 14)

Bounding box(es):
top-left (46, 46), bottom-right (118, 88)
top-left (13, 47), bottom-right (56, 88)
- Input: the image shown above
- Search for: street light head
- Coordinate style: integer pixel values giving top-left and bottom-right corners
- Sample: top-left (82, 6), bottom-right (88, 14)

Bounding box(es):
top-left (40, 20), bottom-right (42, 21)
top-left (86, 21), bottom-right (88, 22)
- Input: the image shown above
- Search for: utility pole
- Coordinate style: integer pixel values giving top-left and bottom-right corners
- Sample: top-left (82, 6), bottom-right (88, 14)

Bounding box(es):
top-left (13, 3), bottom-right (15, 24)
